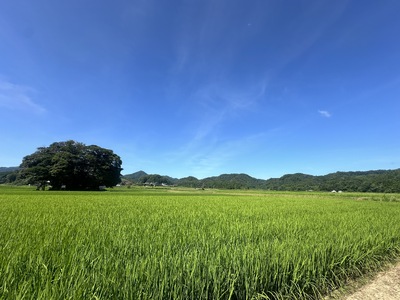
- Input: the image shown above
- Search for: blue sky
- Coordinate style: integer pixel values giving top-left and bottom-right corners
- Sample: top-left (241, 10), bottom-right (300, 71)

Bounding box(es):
top-left (1, 0), bottom-right (400, 179)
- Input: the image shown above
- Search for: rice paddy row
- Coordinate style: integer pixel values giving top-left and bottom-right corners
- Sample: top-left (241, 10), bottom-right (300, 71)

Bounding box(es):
top-left (1, 186), bottom-right (400, 299)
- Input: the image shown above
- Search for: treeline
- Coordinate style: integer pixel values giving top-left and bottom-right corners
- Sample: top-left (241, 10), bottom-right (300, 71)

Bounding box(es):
top-left (122, 171), bottom-right (262, 189)
top-left (264, 169), bottom-right (400, 193)
top-left (189, 174), bottom-right (265, 190)
top-left (0, 167), bottom-right (19, 184)
top-left (123, 169), bottom-right (400, 193)
top-left (123, 171), bottom-right (177, 186)
top-left (3, 166), bottom-right (400, 193)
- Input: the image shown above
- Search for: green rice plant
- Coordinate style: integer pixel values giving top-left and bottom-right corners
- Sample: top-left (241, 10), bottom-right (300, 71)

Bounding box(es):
top-left (0, 186), bottom-right (400, 299)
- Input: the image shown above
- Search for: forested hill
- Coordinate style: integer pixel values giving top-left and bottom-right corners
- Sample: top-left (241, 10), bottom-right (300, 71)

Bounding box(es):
top-left (264, 169), bottom-right (400, 192)
top-left (0, 167), bottom-right (19, 172)
top-left (123, 170), bottom-right (148, 181)
top-left (0, 167), bottom-right (19, 184)
top-left (123, 169), bottom-right (400, 193)
top-left (5, 165), bottom-right (399, 192)
top-left (179, 173), bottom-right (266, 189)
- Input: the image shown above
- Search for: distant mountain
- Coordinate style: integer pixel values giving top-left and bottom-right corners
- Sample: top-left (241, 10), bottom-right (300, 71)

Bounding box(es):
top-left (264, 169), bottom-right (400, 193)
top-left (123, 168), bottom-right (400, 193)
top-left (123, 170), bottom-right (148, 181)
top-left (200, 173), bottom-right (266, 189)
top-left (123, 171), bottom-right (178, 186)
top-left (0, 167), bottom-right (19, 172)
top-left (176, 176), bottom-right (201, 188)
top-left (123, 172), bottom-right (263, 188)
top-left (0, 167), bottom-right (20, 184)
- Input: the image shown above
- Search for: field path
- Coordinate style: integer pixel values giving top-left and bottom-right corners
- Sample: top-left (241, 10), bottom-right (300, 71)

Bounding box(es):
top-left (343, 262), bottom-right (400, 300)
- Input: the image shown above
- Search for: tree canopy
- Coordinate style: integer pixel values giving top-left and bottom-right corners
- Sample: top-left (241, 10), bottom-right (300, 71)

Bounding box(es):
top-left (19, 141), bottom-right (123, 190)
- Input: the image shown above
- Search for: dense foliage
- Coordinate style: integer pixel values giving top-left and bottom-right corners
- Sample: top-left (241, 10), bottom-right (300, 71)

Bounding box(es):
top-left (1, 187), bottom-right (400, 299)
top-left (0, 167), bottom-right (19, 184)
top-left (264, 169), bottom-right (400, 192)
top-left (123, 169), bottom-right (400, 192)
top-left (0, 167), bottom-right (19, 172)
top-left (123, 171), bottom-right (178, 186)
top-left (19, 140), bottom-right (122, 190)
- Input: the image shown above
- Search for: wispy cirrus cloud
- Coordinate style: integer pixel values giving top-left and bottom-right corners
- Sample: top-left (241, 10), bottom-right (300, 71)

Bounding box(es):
top-left (0, 79), bottom-right (46, 114)
top-left (189, 79), bottom-right (268, 139)
top-left (318, 110), bottom-right (331, 118)
top-left (186, 132), bottom-right (268, 178)
top-left (165, 131), bottom-right (271, 179)
top-left (163, 75), bottom-right (279, 177)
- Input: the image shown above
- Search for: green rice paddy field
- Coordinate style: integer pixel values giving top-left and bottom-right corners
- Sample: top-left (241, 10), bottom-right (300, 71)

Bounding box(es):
top-left (1, 186), bottom-right (400, 299)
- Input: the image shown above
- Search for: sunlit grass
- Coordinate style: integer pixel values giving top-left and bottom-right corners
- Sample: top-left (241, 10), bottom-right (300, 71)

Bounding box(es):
top-left (1, 186), bottom-right (400, 299)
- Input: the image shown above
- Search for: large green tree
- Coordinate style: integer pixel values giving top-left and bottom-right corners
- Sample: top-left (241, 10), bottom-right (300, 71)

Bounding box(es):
top-left (19, 141), bottom-right (123, 190)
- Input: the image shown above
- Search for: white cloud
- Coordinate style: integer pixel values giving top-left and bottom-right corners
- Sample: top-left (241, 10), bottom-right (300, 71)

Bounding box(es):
top-left (318, 110), bottom-right (331, 118)
top-left (0, 79), bottom-right (46, 114)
